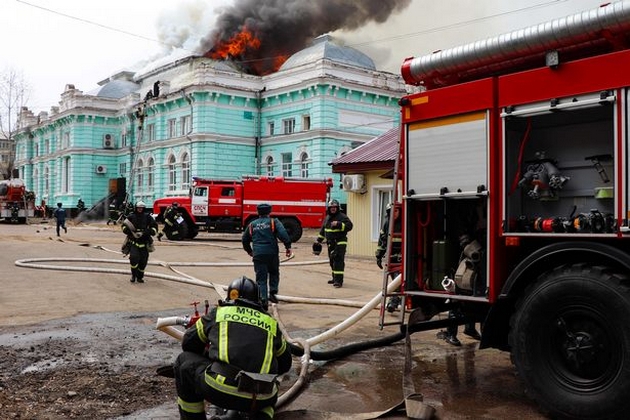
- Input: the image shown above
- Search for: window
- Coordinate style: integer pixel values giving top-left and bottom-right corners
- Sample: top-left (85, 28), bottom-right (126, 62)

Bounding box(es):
top-left (168, 155), bottom-right (177, 191)
top-left (119, 162), bottom-right (127, 178)
top-left (168, 118), bottom-right (177, 138)
top-left (61, 157), bottom-right (70, 193)
top-left (265, 156), bottom-right (274, 176)
top-left (373, 188), bottom-right (394, 241)
top-left (146, 123), bottom-right (155, 141)
top-left (181, 153), bottom-right (190, 190)
top-left (44, 166), bottom-right (49, 194)
top-left (34, 143), bottom-right (39, 157)
top-left (302, 115), bottom-right (311, 131)
top-left (63, 132), bottom-right (70, 149)
top-left (281, 152), bottom-right (292, 177)
top-left (45, 139), bottom-right (50, 154)
top-left (268, 122), bottom-right (275, 136)
top-left (136, 159), bottom-right (144, 192)
top-left (221, 187), bottom-right (235, 197)
top-left (121, 132), bottom-right (127, 147)
top-left (180, 115), bottom-right (190, 136)
top-left (299, 152), bottom-right (309, 178)
top-left (194, 187), bottom-right (207, 197)
top-left (282, 118), bottom-right (295, 134)
top-left (147, 157), bottom-right (155, 191)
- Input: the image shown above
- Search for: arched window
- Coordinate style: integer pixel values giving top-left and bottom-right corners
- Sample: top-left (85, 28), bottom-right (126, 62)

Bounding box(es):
top-left (168, 155), bottom-right (177, 191)
top-left (147, 157), bottom-right (155, 191)
top-left (181, 152), bottom-right (190, 190)
top-left (136, 159), bottom-right (144, 192)
top-left (299, 152), bottom-right (309, 178)
top-left (265, 155), bottom-right (274, 176)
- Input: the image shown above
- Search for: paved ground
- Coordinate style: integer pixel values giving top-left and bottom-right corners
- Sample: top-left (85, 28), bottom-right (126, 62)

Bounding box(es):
top-left (0, 218), bottom-right (547, 419)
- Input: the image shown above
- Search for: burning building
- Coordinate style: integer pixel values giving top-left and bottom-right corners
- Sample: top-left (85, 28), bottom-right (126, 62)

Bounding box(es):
top-left (13, 33), bottom-right (408, 223)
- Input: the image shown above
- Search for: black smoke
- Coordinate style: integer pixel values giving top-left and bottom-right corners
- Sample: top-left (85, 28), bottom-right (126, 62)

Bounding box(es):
top-left (201, 0), bottom-right (412, 74)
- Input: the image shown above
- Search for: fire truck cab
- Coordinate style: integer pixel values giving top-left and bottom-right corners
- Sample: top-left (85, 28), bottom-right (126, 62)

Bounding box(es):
top-left (388, 2), bottom-right (630, 419)
top-left (153, 175), bottom-right (332, 242)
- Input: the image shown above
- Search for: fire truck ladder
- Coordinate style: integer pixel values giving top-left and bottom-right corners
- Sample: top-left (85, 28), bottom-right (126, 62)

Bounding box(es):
top-left (379, 133), bottom-right (406, 329)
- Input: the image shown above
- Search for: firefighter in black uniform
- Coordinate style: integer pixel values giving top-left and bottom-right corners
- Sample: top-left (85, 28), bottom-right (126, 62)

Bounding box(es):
top-left (315, 199), bottom-right (353, 288)
top-left (375, 203), bottom-right (402, 312)
top-left (158, 201), bottom-right (181, 241)
top-left (173, 276), bottom-right (292, 420)
top-left (121, 201), bottom-right (158, 283)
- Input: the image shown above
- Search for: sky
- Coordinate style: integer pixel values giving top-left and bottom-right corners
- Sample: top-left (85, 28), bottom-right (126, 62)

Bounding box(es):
top-left (1, 0), bottom-right (610, 115)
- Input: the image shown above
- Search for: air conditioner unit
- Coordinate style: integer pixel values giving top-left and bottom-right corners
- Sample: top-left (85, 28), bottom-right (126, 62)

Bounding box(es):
top-left (103, 134), bottom-right (115, 149)
top-left (342, 174), bottom-right (366, 193)
top-left (95, 165), bottom-right (107, 174)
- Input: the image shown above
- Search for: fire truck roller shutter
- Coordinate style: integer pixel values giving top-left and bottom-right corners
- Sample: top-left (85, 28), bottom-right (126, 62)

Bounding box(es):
top-left (280, 218), bottom-right (303, 243)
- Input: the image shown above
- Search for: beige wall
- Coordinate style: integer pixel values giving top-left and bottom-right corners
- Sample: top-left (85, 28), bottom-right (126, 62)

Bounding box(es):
top-left (346, 171), bottom-right (395, 257)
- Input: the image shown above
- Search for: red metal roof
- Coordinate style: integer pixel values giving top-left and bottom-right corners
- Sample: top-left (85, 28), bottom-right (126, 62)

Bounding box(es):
top-left (330, 127), bottom-right (399, 173)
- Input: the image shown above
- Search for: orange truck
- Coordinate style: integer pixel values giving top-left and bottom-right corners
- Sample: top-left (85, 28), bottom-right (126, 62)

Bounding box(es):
top-left (152, 175), bottom-right (333, 242)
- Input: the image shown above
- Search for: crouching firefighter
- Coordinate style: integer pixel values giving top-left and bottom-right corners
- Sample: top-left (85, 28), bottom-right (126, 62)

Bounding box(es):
top-left (173, 276), bottom-right (293, 420)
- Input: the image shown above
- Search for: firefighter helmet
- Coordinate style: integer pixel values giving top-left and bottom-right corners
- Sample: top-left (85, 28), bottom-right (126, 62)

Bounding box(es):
top-left (227, 276), bottom-right (260, 304)
top-left (257, 203), bottom-right (272, 215)
top-left (312, 241), bottom-right (323, 256)
top-left (135, 201), bottom-right (146, 209)
top-left (172, 201), bottom-right (179, 208)
top-left (328, 199), bottom-right (340, 208)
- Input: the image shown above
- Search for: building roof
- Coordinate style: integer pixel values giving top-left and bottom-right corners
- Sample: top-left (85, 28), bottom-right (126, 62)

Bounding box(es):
top-left (330, 126), bottom-right (399, 173)
top-left (279, 34), bottom-right (376, 72)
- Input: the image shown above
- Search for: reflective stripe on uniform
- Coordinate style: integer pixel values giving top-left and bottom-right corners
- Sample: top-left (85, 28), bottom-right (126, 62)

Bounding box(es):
top-left (204, 370), bottom-right (277, 400)
top-left (177, 397), bottom-right (205, 414)
top-left (195, 318), bottom-right (207, 342)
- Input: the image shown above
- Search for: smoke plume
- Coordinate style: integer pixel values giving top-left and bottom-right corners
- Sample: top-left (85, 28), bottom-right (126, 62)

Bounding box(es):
top-left (199, 0), bottom-right (412, 75)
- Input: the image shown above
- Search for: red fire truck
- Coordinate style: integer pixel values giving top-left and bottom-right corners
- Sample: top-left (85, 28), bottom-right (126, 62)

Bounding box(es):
top-left (152, 175), bottom-right (333, 242)
top-left (0, 178), bottom-right (35, 223)
top-left (385, 2), bottom-right (630, 419)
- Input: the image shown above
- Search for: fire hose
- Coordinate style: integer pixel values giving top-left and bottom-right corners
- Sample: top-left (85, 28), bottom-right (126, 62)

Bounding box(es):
top-left (16, 247), bottom-right (434, 418)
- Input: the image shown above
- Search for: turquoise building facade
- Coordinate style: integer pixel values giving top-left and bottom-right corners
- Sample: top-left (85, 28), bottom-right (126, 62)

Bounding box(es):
top-left (14, 36), bottom-right (407, 212)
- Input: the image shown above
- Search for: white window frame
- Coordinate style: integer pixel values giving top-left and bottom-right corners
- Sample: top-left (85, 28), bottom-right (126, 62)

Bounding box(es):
top-left (282, 118), bottom-right (295, 135)
top-left (281, 152), bottom-right (292, 177)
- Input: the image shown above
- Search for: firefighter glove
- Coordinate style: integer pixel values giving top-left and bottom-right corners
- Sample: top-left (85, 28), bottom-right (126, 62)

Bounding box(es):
top-left (312, 241), bottom-right (322, 256)
top-left (376, 257), bottom-right (383, 270)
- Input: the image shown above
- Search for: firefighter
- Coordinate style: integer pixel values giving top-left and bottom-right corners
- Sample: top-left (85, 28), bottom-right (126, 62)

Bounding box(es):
top-left (315, 199), bottom-right (353, 288)
top-left (375, 203), bottom-right (402, 312)
top-left (173, 276), bottom-right (292, 420)
top-left (77, 198), bottom-right (85, 214)
top-left (242, 203), bottom-right (292, 309)
top-left (53, 202), bottom-right (67, 236)
top-left (158, 201), bottom-right (181, 241)
top-left (121, 201), bottom-right (158, 283)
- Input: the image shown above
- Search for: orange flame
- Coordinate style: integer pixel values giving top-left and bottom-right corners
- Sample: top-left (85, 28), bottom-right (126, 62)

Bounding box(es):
top-left (210, 27), bottom-right (261, 60)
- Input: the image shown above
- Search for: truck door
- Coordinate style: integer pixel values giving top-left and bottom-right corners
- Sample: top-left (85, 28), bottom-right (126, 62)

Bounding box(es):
top-left (208, 185), bottom-right (243, 218)
top-left (191, 186), bottom-right (209, 217)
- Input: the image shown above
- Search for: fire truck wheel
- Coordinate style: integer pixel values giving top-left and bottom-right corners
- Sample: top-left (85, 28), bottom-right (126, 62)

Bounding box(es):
top-left (509, 264), bottom-right (630, 420)
top-left (280, 218), bottom-right (302, 243)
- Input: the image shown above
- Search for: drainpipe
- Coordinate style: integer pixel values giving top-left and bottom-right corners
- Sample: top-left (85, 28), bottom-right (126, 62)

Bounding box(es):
top-left (255, 87), bottom-right (266, 175)
top-left (182, 91), bottom-right (194, 180)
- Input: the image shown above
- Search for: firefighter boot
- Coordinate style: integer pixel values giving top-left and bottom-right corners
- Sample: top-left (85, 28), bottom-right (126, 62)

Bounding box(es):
top-left (386, 296), bottom-right (401, 313)
top-left (130, 276), bottom-right (136, 283)
top-left (464, 325), bottom-right (481, 340)
top-left (157, 232), bottom-right (163, 241)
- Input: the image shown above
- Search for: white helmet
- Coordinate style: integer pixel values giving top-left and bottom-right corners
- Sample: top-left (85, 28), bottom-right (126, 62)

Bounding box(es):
top-left (135, 201), bottom-right (146, 208)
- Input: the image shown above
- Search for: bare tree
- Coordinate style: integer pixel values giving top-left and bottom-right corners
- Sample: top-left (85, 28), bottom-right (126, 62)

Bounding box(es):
top-left (0, 67), bottom-right (30, 179)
